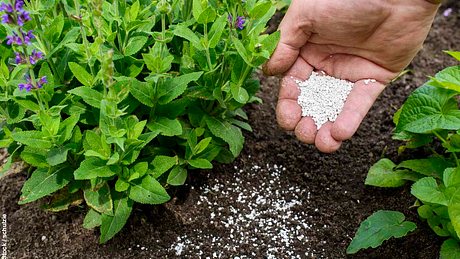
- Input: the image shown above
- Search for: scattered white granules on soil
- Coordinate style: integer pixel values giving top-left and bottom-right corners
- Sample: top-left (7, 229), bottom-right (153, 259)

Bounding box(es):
top-left (296, 72), bottom-right (354, 129)
top-left (168, 163), bottom-right (325, 258)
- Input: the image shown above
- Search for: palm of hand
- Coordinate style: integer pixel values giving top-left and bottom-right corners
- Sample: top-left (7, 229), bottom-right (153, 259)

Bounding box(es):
top-left (264, 0), bottom-right (439, 152)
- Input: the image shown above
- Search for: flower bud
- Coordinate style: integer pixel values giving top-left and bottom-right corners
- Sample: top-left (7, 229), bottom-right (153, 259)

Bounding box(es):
top-left (157, 0), bottom-right (171, 14)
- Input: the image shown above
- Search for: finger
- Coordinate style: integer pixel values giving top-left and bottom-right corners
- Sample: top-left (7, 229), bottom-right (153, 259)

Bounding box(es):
top-left (331, 80), bottom-right (386, 141)
top-left (276, 99), bottom-right (301, 131)
top-left (315, 122), bottom-right (342, 153)
top-left (263, 0), bottom-right (312, 76)
top-left (295, 117), bottom-right (317, 144)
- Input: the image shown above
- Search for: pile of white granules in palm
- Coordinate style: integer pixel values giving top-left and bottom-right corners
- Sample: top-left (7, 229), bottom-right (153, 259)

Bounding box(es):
top-left (296, 72), bottom-right (364, 129)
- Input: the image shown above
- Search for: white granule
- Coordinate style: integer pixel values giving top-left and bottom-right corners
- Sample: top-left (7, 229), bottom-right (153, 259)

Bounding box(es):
top-left (296, 72), bottom-right (354, 129)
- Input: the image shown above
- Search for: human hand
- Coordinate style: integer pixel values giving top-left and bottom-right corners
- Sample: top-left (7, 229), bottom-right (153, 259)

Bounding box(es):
top-left (264, 0), bottom-right (440, 153)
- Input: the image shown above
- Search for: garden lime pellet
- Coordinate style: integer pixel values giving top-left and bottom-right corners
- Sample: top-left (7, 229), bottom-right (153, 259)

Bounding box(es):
top-left (296, 72), bottom-right (355, 129)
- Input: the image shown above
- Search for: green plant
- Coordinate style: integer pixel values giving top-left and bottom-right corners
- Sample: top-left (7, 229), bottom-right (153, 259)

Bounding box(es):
top-left (347, 51), bottom-right (460, 257)
top-left (0, 0), bottom-right (279, 243)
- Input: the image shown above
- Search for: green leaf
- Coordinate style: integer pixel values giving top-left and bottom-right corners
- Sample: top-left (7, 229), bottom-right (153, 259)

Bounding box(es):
top-left (346, 210), bottom-right (416, 254)
top-left (20, 146), bottom-right (48, 168)
top-left (151, 155), bottom-right (177, 178)
top-left (15, 99), bottom-right (40, 113)
top-left (147, 117), bottom-right (182, 136)
top-left (167, 166), bottom-right (188, 186)
top-left (127, 78), bottom-right (154, 107)
top-left (115, 178), bottom-right (130, 192)
top-left (192, 0), bottom-right (203, 22)
top-left (158, 72), bottom-right (203, 104)
top-left (74, 158), bottom-right (117, 180)
top-left (232, 36), bottom-right (253, 67)
top-left (196, 6), bottom-right (216, 24)
top-left (448, 188), bottom-right (460, 239)
top-left (445, 51), bottom-right (460, 62)
top-left (365, 159), bottom-right (406, 187)
top-left (12, 131), bottom-right (52, 149)
top-left (430, 66), bottom-right (460, 93)
top-left (83, 209), bottom-right (102, 229)
top-left (128, 175), bottom-right (170, 204)
top-left (124, 36), bottom-right (148, 56)
top-left (188, 158), bottom-right (212, 169)
top-left (46, 146), bottom-right (69, 166)
top-left (395, 84), bottom-right (460, 133)
top-left (173, 25), bottom-right (204, 51)
top-left (84, 183), bottom-right (113, 216)
top-left (193, 137), bottom-right (212, 155)
top-left (208, 15), bottom-right (226, 48)
top-left (444, 167), bottom-right (460, 188)
top-left (58, 114), bottom-right (80, 144)
top-left (68, 62), bottom-right (94, 87)
top-left (205, 116), bottom-right (244, 157)
top-left (99, 192), bottom-right (133, 244)
top-left (249, 2), bottom-right (272, 20)
top-left (397, 157), bottom-right (450, 179)
top-left (84, 130), bottom-right (111, 159)
top-left (440, 239), bottom-right (460, 259)
top-left (68, 87), bottom-right (103, 108)
top-left (411, 177), bottom-right (448, 205)
top-left (417, 205), bottom-right (434, 219)
top-left (18, 167), bottom-right (72, 204)
top-left (230, 83), bottom-right (249, 103)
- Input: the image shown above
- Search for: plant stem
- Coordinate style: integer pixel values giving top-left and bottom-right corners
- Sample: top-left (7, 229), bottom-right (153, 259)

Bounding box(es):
top-left (203, 23), bottom-right (213, 70)
top-left (433, 130), bottom-right (460, 167)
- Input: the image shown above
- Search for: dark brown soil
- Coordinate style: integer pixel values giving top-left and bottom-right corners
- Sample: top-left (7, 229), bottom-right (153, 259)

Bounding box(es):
top-left (1, 5), bottom-right (459, 259)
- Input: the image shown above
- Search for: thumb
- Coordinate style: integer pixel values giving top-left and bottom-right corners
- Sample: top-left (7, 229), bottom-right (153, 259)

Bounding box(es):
top-left (263, 0), bottom-right (312, 76)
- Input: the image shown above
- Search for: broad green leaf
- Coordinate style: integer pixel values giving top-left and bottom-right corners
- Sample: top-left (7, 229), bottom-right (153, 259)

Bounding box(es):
top-left (417, 205), bottom-right (434, 219)
top-left (249, 2), bottom-right (272, 19)
top-left (196, 6), bottom-right (216, 24)
top-left (193, 137), bottom-right (212, 155)
top-left (365, 159), bottom-right (406, 187)
top-left (152, 155), bottom-right (177, 178)
top-left (46, 146), bottom-right (69, 166)
top-left (261, 31), bottom-right (281, 55)
top-left (20, 146), bottom-right (48, 168)
top-left (448, 188), bottom-right (460, 239)
top-left (115, 178), bottom-right (130, 192)
top-left (444, 168), bottom-right (460, 188)
top-left (411, 177), bottom-right (448, 205)
top-left (128, 175), bottom-right (170, 204)
top-left (12, 131), bottom-right (52, 149)
top-left (205, 116), bottom-right (244, 157)
top-left (188, 158), bottom-right (212, 169)
top-left (158, 72), bottom-right (203, 104)
top-left (58, 114), bottom-right (80, 144)
top-left (147, 117), bottom-right (182, 136)
top-left (99, 193), bottom-right (133, 243)
top-left (208, 15), bottom-right (226, 48)
top-left (230, 83), bottom-right (249, 103)
top-left (445, 51), bottom-right (460, 62)
top-left (124, 36), bottom-right (148, 56)
top-left (397, 157), bottom-right (450, 179)
top-left (18, 167), bottom-right (72, 204)
top-left (0, 145), bottom-right (21, 178)
top-left (441, 239), bottom-right (460, 259)
top-left (167, 166), bottom-right (188, 186)
top-left (127, 78), bottom-right (154, 107)
top-left (430, 66), bottom-right (460, 93)
top-left (74, 158), bottom-right (117, 180)
top-left (230, 119), bottom-right (252, 132)
top-left (173, 25), bottom-right (204, 51)
top-left (68, 62), bottom-right (94, 87)
top-left (192, 0), bottom-right (203, 22)
top-left (68, 87), bottom-right (103, 108)
top-left (83, 209), bottom-right (102, 229)
top-left (84, 183), bottom-right (113, 216)
top-left (84, 130), bottom-right (111, 158)
top-left (232, 37), bottom-right (253, 67)
top-left (14, 99), bottom-right (39, 113)
top-left (395, 84), bottom-right (460, 133)
top-left (346, 210), bottom-right (416, 254)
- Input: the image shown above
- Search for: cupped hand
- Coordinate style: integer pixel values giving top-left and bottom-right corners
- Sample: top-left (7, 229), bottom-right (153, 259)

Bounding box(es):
top-left (264, 0), bottom-right (440, 153)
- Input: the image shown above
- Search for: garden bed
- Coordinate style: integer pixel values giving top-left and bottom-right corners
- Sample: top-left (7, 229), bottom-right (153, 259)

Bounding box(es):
top-left (1, 4), bottom-right (459, 258)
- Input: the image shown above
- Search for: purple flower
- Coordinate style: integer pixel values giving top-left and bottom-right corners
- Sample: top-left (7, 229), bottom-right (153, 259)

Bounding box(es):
top-left (1, 13), bottom-right (11, 24)
top-left (17, 10), bottom-right (30, 26)
top-left (443, 8), bottom-right (453, 17)
top-left (14, 0), bottom-right (23, 11)
top-left (14, 51), bottom-right (25, 64)
top-left (18, 82), bottom-right (32, 91)
top-left (227, 14), bottom-right (233, 24)
top-left (29, 50), bottom-right (44, 64)
top-left (22, 29), bottom-right (34, 45)
top-left (6, 33), bottom-right (22, 45)
top-left (37, 76), bottom-right (47, 88)
top-left (0, 3), bottom-right (13, 12)
top-left (235, 16), bottom-right (245, 30)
